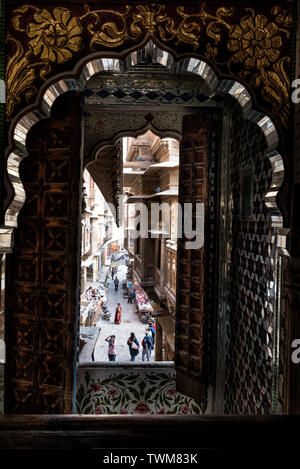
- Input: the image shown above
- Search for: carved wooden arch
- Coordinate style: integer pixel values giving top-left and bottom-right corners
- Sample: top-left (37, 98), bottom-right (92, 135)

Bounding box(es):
top-left (2, 3), bottom-right (291, 413)
top-left (3, 36), bottom-right (287, 251)
top-left (4, 2), bottom-right (292, 235)
top-left (86, 118), bottom-right (184, 226)
top-left (87, 119), bottom-right (183, 165)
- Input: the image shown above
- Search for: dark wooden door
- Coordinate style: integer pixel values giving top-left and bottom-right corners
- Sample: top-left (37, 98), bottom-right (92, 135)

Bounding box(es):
top-left (175, 110), bottom-right (220, 406)
top-left (4, 95), bottom-right (83, 413)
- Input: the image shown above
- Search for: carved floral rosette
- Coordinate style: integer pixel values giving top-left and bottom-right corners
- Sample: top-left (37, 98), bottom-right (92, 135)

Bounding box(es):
top-left (6, 3), bottom-right (292, 127)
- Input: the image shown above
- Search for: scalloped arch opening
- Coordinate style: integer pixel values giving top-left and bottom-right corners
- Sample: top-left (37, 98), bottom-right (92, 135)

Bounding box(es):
top-left (3, 40), bottom-right (283, 243)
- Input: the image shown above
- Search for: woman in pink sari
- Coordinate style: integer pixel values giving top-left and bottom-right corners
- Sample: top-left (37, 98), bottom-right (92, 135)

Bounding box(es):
top-left (114, 303), bottom-right (122, 324)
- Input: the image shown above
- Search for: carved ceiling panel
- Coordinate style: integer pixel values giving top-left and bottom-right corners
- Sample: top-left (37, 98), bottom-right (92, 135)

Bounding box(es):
top-left (84, 110), bottom-right (185, 163)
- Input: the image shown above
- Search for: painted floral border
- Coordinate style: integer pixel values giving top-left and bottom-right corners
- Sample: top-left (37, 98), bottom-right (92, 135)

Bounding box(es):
top-left (76, 368), bottom-right (206, 415)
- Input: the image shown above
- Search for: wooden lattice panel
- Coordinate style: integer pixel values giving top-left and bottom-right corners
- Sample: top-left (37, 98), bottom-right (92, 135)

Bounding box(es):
top-left (5, 97), bottom-right (82, 413)
top-left (175, 110), bottom-right (219, 404)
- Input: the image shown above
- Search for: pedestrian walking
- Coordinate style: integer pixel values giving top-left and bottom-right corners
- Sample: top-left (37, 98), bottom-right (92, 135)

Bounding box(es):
top-left (87, 308), bottom-right (92, 327)
top-left (127, 332), bottom-right (139, 361)
top-left (114, 276), bottom-right (119, 291)
top-left (114, 303), bottom-right (122, 324)
top-left (147, 318), bottom-right (156, 344)
top-left (105, 335), bottom-right (116, 361)
top-left (141, 331), bottom-right (153, 361)
top-left (111, 267), bottom-right (115, 279)
top-left (128, 289), bottom-right (135, 303)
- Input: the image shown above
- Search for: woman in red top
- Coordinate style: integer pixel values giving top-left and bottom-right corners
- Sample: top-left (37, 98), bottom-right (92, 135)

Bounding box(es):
top-left (114, 303), bottom-right (122, 324)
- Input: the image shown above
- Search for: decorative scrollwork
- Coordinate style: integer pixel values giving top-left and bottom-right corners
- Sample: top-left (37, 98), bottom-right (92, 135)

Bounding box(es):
top-left (6, 34), bottom-right (51, 118)
top-left (6, 3), bottom-right (292, 127)
top-left (86, 6), bottom-right (137, 49)
top-left (157, 5), bottom-right (233, 49)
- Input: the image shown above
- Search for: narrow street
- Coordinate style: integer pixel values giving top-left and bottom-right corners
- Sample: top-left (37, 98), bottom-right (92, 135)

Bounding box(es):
top-left (93, 259), bottom-right (152, 362)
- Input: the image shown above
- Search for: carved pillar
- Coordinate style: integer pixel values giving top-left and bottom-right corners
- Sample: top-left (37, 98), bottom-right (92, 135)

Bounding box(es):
top-left (81, 267), bottom-right (87, 293)
top-left (160, 239), bottom-right (167, 294)
top-left (175, 111), bottom-right (213, 403)
top-left (155, 319), bottom-right (163, 362)
top-left (4, 94), bottom-right (83, 414)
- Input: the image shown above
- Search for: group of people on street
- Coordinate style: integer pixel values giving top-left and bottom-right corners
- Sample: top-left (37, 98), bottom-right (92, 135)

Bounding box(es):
top-left (102, 256), bottom-right (156, 362)
top-left (105, 318), bottom-right (156, 362)
top-left (83, 285), bottom-right (107, 326)
top-left (85, 286), bottom-right (101, 302)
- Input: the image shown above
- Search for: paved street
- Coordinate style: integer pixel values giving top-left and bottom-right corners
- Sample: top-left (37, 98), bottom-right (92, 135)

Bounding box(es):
top-left (93, 261), bottom-right (153, 362)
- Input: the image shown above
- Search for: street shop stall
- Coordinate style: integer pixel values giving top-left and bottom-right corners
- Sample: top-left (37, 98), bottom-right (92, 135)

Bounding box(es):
top-left (80, 285), bottom-right (108, 326)
top-left (134, 287), bottom-right (154, 323)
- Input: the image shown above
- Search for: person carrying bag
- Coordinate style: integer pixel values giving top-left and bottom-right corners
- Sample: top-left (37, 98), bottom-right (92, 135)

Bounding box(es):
top-left (127, 332), bottom-right (139, 361)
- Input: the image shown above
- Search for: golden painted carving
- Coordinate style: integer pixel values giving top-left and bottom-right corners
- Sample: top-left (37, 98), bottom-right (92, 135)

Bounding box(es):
top-left (229, 8), bottom-right (292, 126)
top-left (6, 34), bottom-right (51, 118)
top-left (87, 6), bottom-right (139, 49)
top-left (205, 6), bottom-right (292, 127)
top-left (157, 5), bottom-right (233, 49)
top-left (132, 4), bottom-right (166, 34)
top-left (228, 14), bottom-right (282, 70)
top-left (7, 5), bottom-right (82, 117)
top-left (27, 7), bottom-right (83, 63)
top-left (6, 3), bottom-right (292, 127)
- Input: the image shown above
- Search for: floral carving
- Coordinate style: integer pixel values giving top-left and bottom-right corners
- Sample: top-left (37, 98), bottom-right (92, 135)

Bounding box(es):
top-left (271, 6), bottom-right (293, 34)
top-left (225, 8), bottom-right (291, 126)
top-left (228, 15), bottom-right (282, 70)
top-left (6, 3), bottom-right (292, 127)
top-left (27, 7), bottom-right (83, 63)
